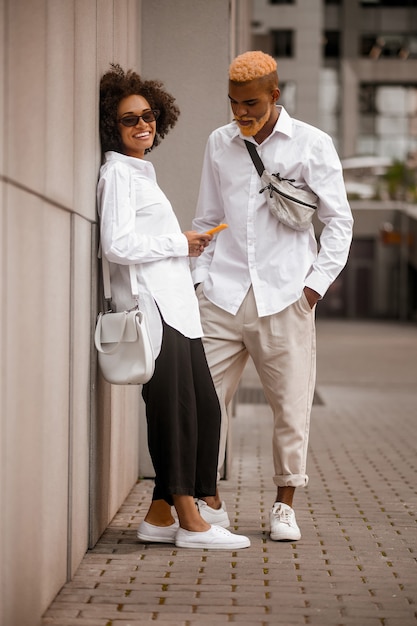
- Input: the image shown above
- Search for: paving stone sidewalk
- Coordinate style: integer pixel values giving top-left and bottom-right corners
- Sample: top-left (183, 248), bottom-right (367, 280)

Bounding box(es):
top-left (42, 320), bottom-right (417, 626)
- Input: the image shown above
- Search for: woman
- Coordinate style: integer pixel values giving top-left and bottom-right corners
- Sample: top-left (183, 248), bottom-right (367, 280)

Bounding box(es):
top-left (97, 64), bottom-right (250, 550)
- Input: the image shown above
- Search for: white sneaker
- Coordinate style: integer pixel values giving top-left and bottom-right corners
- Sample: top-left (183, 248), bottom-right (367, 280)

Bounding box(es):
top-left (175, 525), bottom-right (250, 550)
top-left (196, 499), bottom-right (230, 528)
top-left (269, 503), bottom-right (301, 541)
top-left (137, 520), bottom-right (179, 543)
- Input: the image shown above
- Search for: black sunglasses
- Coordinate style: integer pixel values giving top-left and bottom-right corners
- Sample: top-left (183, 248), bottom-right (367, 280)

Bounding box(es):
top-left (118, 110), bottom-right (160, 127)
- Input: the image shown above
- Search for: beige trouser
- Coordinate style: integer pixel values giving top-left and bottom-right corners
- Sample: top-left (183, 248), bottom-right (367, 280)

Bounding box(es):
top-left (196, 285), bottom-right (316, 488)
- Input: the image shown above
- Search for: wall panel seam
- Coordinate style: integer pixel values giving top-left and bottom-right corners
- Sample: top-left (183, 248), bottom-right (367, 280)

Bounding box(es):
top-left (66, 213), bottom-right (75, 582)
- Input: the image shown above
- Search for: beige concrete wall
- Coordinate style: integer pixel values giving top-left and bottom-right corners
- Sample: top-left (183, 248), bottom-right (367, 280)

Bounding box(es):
top-left (141, 0), bottom-right (235, 229)
top-left (1, 1), bottom-right (250, 624)
top-left (0, 1), bottom-right (142, 625)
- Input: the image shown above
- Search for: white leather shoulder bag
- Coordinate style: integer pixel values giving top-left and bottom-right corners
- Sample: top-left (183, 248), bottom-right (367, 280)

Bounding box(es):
top-left (94, 255), bottom-right (155, 385)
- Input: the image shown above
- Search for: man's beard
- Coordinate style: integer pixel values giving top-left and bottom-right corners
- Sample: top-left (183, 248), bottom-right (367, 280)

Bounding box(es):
top-left (235, 110), bottom-right (270, 137)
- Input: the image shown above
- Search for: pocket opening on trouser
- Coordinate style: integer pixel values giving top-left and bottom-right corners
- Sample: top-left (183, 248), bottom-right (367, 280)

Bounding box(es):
top-left (298, 290), bottom-right (316, 314)
top-left (195, 282), bottom-right (204, 297)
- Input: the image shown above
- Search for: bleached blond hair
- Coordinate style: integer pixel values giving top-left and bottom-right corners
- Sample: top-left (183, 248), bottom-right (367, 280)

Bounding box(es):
top-left (229, 51), bottom-right (277, 83)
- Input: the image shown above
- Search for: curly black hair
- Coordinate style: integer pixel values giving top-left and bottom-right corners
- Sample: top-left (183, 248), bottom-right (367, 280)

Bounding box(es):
top-left (99, 63), bottom-right (180, 155)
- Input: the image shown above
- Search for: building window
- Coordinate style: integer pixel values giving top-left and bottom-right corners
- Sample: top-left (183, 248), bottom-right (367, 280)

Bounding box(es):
top-left (269, 0), bottom-right (294, 4)
top-left (318, 68), bottom-right (340, 148)
top-left (358, 83), bottom-right (417, 160)
top-left (361, 34), bottom-right (417, 59)
top-left (324, 31), bottom-right (341, 58)
top-left (272, 30), bottom-right (294, 57)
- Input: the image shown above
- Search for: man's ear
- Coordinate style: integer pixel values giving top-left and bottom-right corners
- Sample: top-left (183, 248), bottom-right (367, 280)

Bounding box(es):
top-left (272, 87), bottom-right (280, 103)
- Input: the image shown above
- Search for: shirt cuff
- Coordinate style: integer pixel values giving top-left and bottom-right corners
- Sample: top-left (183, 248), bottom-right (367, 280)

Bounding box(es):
top-left (174, 233), bottom-right (189, 256)
top-left (191, 269), bottom-right (209, 285)
top-left (304, 274), bottom-right (329, 299)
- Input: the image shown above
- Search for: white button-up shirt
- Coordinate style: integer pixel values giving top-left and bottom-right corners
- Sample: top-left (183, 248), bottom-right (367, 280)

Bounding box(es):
top-left (97, 151), bottom-right (203, 357)
top-left (192, 106), bottom-right (353, 317)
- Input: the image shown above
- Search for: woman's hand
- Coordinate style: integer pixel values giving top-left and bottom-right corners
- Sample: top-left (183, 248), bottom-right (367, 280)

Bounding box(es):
top-left (184, 231), bottom-right (212, 257)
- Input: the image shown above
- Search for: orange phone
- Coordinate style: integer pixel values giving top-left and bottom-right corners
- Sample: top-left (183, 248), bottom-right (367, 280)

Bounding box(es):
top-left (205, 223), bottom-right (228, 236)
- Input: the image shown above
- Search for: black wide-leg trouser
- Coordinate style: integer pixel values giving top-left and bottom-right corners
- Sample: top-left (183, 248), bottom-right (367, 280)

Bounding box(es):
top-left (142, 320), bottom-right (221, 505)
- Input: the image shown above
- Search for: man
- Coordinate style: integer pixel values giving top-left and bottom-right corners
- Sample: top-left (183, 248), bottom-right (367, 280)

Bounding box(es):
top-left (192, 51), bottom-right (353, 541)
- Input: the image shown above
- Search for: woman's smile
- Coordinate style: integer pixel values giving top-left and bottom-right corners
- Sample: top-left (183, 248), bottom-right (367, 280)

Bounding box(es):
top-left (132, 130), bottom-right (152, 139)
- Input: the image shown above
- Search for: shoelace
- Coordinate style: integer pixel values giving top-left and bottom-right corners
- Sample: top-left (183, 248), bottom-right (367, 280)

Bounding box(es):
top-left (274, 505), bottom-right (292, 525)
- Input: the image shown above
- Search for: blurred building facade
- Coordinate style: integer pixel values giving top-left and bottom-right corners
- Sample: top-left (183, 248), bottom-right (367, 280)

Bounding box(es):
top-left (252, 0), bottom-right (417, 160)
top-left (252, 0), bottom-right (417, 319)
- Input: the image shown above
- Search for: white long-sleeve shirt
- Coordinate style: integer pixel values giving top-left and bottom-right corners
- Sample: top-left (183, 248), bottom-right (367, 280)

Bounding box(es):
top-left (97, 151), bottom-right (203, 357)
top-left (192, 106), bottom-right (353, 317)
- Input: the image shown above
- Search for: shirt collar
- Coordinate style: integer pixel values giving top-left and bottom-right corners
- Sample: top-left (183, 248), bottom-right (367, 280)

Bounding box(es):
top-left (231, 105), bottom-right (293, 143)
top-left (273, 105), bottom-right (293, 138)
top-left (104, 150), bottom-right (154, 173)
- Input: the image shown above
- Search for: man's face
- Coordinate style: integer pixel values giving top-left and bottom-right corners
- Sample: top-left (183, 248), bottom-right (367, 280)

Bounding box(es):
top-left (228, 79), bottom-right (280, 140)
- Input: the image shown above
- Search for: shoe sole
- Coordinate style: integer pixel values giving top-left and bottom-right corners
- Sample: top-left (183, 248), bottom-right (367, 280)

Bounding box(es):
top-left (136, 532), bottom-right (176, 543)
top-left (175, 538), bottom-right (251, 549)
top-left (270, 532), bottom-right (301, 542)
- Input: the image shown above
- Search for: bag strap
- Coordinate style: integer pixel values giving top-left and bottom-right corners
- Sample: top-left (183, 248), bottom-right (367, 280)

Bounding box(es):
top-left (101, 253), bottom-right (138, 306)
top-left (99, 170), bottom-right (139, 310)
top-left (244, 140), bottom-right (265, 177)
